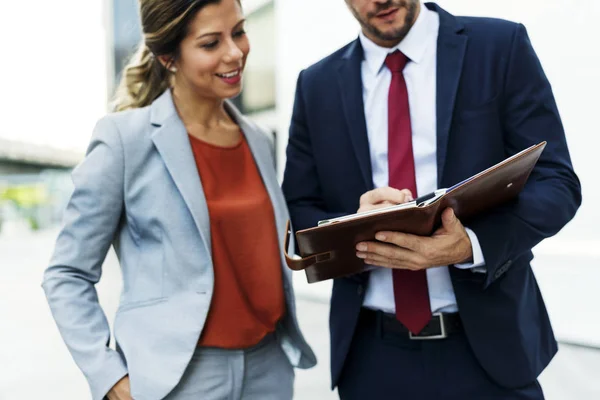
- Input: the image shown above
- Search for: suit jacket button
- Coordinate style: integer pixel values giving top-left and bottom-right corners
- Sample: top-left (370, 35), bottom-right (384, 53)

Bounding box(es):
top-left (357, 285), bottom-right (364, 296)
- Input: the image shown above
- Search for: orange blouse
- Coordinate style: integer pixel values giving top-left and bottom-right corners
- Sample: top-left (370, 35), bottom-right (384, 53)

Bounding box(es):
top-left (189, 133), bottom-right (285, 349)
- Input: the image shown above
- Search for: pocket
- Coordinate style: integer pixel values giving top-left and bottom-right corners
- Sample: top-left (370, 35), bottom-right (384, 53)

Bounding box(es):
top-left (116, 296), bottom-right (168, 313)
top-left (125, 235), bottom-right (166, 304)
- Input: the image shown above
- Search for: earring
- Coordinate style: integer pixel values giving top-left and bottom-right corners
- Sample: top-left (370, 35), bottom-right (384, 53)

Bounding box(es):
top-left (170, 67), bottom-right (177, 73)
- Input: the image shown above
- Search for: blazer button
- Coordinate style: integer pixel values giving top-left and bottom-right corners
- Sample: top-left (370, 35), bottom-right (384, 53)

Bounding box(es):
top-left (357, 285), bottom-right (364, 296)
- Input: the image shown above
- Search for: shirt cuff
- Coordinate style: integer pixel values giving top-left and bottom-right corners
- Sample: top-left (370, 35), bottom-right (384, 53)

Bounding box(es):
top-left (454, 227), bottom-right (486, 273)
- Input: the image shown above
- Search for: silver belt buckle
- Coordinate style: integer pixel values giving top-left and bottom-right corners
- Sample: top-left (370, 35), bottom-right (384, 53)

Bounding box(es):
top-left (409, 312), bottom-right (447, 340)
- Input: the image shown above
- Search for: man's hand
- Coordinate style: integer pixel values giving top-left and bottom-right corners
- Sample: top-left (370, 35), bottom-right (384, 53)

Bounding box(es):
top-left (107, 376), bottom-right (133, 400)
top-left (356, 208), bottom-right (473, 269)
top-left (358, 187), bottom-right (414, 213)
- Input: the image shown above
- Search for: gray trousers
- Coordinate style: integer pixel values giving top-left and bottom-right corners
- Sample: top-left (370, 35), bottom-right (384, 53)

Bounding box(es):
top-left (164, 333), bottom-right (294, 400)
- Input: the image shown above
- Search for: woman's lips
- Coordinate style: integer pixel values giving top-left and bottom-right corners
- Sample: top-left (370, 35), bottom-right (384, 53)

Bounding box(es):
top-left (216, 69), bottom-right (242, 85)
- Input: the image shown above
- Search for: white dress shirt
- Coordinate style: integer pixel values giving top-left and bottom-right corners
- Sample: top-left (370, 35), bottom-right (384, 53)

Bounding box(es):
top-left (360, 4), bottom-right (485, 314)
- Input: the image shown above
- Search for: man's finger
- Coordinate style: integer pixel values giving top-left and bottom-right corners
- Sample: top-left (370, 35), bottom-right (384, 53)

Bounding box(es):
top-left (374, 231), bottom-right (424, 252)
top-left (359, 187), bottom-right (414, 206)
top-left (357, 249), bottom-right (423, 270)
top-left (357, 200), bottom-right (398, 213)
top-left (355, 241), bottom-right (419, 263)
top-left (363, 257), bottom-right (421, 271)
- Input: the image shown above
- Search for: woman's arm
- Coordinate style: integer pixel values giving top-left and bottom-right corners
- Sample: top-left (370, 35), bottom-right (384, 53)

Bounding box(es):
top-left (42, 117), bottom-right (128, 400)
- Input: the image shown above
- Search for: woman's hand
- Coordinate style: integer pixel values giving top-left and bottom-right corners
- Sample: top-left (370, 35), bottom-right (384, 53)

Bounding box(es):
top-left (107, 375), bottom-right (133, 400)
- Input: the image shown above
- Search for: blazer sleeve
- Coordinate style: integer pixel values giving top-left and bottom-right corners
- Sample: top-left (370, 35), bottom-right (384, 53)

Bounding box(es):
top-left (41, 116), bottom-right (128, 400)
top-left (467, 24), bottom-right (582, 289)
top-left (282, 71), bottom-right (345, 233)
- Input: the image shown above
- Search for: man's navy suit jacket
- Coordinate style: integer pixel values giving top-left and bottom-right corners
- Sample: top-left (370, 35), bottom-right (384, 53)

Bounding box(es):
top-left (282, 2), bottom-right (581, 390)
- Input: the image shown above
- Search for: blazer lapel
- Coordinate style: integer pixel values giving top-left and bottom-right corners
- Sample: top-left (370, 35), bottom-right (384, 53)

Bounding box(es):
top-left (226, 102), bottom-right (293, 281)
top-left (337, 40), bottom-right (374, 190)
top-left (150, 91), bottom-right (212, 257)
top-left (227, 102), bottom-right (281, 225)
top-left (430, 3), bottom-right (468, 186)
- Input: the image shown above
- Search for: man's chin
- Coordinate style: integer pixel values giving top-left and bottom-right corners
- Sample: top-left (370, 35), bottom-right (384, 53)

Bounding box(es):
top-left (365, 20), bottom-right (401, 37)
top-left (369, 29), bottom-right (405, 43)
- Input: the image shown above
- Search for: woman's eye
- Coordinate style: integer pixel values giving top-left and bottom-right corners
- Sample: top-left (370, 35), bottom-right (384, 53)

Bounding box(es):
top-left (233, 29), bottom-right (246, 38)
top-left (202, 41), bottom-right (219, 49)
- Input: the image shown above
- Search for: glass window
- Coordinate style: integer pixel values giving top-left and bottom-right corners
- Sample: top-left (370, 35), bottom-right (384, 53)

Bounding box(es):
top-left (111, 0), bottom-right (142, 95)
top-left (232, 2), bottom-right (276, 114)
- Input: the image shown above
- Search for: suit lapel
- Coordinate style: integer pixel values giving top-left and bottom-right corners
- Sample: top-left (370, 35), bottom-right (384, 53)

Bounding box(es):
top-left (150, 91), bottom-right (212, 258)
top-left (337, 40), bottom-right (374, 190)
top-left (430, 3), bottom-right (468, 186)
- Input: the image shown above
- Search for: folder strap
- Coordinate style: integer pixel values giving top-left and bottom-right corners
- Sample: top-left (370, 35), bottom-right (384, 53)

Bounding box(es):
top-left (284, 220), bottom-right (325, 271)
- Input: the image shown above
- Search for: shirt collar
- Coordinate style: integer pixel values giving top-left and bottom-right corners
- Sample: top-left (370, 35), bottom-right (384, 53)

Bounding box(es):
top-left (359, 2), bottom-right (435, 76)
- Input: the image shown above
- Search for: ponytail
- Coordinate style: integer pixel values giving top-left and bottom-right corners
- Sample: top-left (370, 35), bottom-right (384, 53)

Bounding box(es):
top-left (112, 42), bottom-right (171, 112)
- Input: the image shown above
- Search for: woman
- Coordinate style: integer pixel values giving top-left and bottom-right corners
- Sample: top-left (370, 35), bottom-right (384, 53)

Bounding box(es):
top-left (41, 0), bottom-right (315, 399)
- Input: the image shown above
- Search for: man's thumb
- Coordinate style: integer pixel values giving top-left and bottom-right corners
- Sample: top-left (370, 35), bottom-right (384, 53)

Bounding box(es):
top-left (442, 208), bottom-right (457, 228)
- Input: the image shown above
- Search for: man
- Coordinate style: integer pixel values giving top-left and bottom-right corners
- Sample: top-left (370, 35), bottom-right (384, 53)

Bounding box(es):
top-left (282, 1), bottom-right (581, 399)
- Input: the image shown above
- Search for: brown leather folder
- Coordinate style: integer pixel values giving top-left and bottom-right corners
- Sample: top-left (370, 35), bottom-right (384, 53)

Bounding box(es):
top-left (284, 142), bottom-right (546, 283)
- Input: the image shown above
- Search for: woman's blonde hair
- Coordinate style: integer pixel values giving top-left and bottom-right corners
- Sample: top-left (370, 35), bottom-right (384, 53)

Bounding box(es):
top-left (112, 0), bottom-right (225, 112)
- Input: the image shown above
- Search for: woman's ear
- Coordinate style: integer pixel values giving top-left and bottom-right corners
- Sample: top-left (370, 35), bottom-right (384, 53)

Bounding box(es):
top-left (158, 55), bottom-right (177, 72)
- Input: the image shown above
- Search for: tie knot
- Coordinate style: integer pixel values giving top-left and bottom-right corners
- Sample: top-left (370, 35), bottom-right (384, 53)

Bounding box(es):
top-left (385, 50), bottom-right (409, 73)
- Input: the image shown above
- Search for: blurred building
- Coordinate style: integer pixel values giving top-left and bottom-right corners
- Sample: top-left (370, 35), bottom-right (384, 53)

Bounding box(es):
top-left (0, 0), bottom-right (108, 229)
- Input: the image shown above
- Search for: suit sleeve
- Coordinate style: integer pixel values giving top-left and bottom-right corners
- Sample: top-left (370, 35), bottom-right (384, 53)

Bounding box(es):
top-left (282, 71), bottom-right (345, 233)
top-left (41, 117), bottom-right (128, 400)
top-left (468, 24), bottom-right (582, 289)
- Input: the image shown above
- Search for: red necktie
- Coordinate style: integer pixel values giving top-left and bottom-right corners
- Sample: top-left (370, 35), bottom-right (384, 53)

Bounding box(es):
top-left (385, 50), bottom-right (432, 334)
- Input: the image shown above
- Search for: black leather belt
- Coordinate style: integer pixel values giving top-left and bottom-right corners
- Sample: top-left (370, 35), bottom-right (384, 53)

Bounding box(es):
top-left (361, 308), bottom-right (463, 340)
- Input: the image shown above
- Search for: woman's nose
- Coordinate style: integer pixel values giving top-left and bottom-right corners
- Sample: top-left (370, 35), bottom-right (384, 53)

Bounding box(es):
top-left (223, 41), bottom-right (243, 63)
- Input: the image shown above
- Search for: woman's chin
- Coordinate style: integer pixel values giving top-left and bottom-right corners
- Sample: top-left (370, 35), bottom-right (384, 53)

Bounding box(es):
top-left (218, 86), bottom-right (243, 101)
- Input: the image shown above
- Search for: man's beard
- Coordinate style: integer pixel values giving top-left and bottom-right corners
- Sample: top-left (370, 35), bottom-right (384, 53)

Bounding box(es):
top-left (353, 0), bottom-right (418, 43)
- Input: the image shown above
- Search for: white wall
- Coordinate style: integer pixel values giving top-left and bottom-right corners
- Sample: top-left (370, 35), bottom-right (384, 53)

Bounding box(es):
top-left (244, 0), bottom-right (273, 13)
top-left (434, 1), bottom-right (600, 246)
top-left (276, 0), bottom-right (600, 344)
top-left (275, 0), bottom-right (359, 172)
top-left (1, 1), bottom-right (108, 154)
top-left (435, 0), bottom-right (600, 348)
